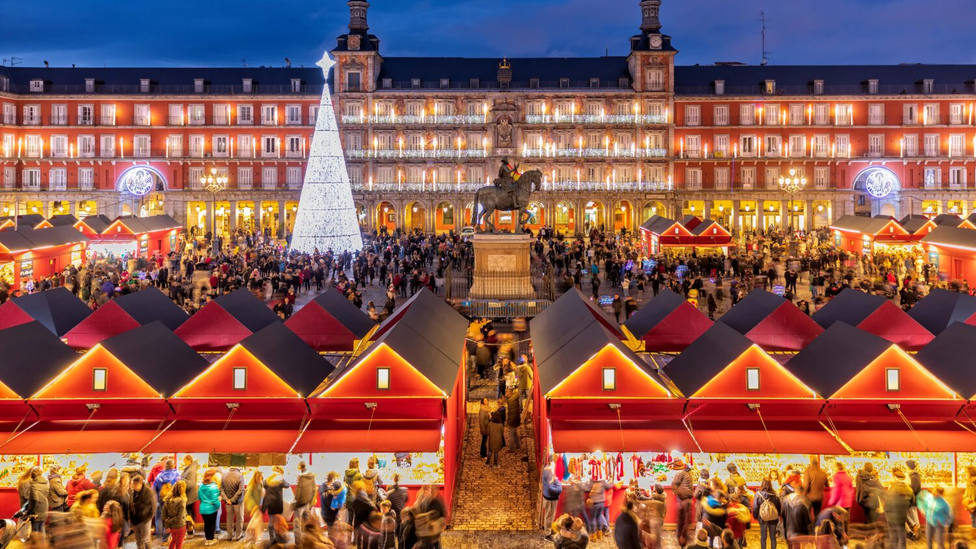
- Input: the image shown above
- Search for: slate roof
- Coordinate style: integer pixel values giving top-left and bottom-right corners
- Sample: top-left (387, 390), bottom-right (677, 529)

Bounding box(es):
top-left (674, 64), bottom-right (976, 96)
top-left (932, 214), bottom-right (965, 227)
top-left (830, 215), bottom-right (898, 235)
top-left (812, 288), bottom-right (887, 328)
top-left (113, 287), bottom-right (188, 330)
top-left (239, 322), bottom-right (335, 397)
top-left (375, 57), bottom-right (632, 89)
top-left (46, 214), bottom-right (78, 227)
top-left (10, 287), bottom-right (89, 336)
top-left (623, 289), bottom-right (687, 338)
top-left (660, 322), bottom-right (753, 397)
top-left (112, 215), bottom-right (181, 233)
top-left (900, 215), bottom-right (934, 234)
top-left (640, 215), bottom-right (680, 235)
top-left (530, 289), bottom-right (621, 363)
top-left (0, 321), bottom-right (78, 397)
top-left (690, 219), bottom-right (729, 236)
top-left (0, 226), bottom-right (88, 253)
top-left (908, 288), bottom-right (976, 335)
top-left (309, 288), bottom-right (374, 339)
top-left (0, 66), bottom-right (323, 95)
top-left (77, 215), bottom-right (112, 233)
top-left (785, 322), bottom-right (892, 397)
top-left (718, 290), bottom-right (788, 333)
top-left (915, 322), bottom-right (976, 398)
top-left (922, 225), bottom-right (976, 248)
top-left (0, 215), bottom-right (47, 229)
top-left (100, 321), bottom-right (208, 398)
top-left (212, 288), bottom-right (279, 333)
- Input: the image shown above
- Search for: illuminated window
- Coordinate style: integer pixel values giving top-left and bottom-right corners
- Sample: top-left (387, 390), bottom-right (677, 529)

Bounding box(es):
top-left (602, 368), bottom-right (616, 391)
top-left (233, 367), bottom-right (247, 390)
top-left (377, 368), bottom-right (391, 390)
top-left (746, 368), bottom-right (760, 391)
top-left (886, 368), bottom-right (900, 391)
top-left (92, 368), bottom-right (107, 391)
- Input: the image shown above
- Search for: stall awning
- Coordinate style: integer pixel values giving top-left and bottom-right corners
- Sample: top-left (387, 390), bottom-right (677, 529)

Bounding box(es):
top-left (549, 419), bottom-right (696, 453)
top-left (831, 422), bottom-right (976, 452)
top-left (0, 429), bottom-right (158, 454)
top-left (294, 427), bottom-right (441, 453)
top-left (142, 429), bottom-right (303, 454)
top-left (688, 426), bottom-right (847, 454)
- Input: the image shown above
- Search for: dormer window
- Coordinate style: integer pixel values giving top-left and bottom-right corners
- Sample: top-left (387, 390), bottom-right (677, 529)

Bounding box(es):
top-left (291, 78), bottom-right (302, 93)
top-left (764, 79), bottom-right (776, 95)
top-left (29, 79), bottom-right (44, 93)
top-left (746, 367), bottom-right (760, 391)
top-left (589, 78), bottom-right (600, 88)
top-left (469, 78), bottom-right (479, 88)
top-left (602, 368), bottom-right (616, 391)
top-left (886, 368), bottom-right (900, 391)
top-left (813, 79), bottom-right (824, 95)
top-left (714, 80), bottom-right (725, 95)
top-left (559, 78), bottom-right (570, 88)
top-left (242, 78), bottom-right (253, 93)
top-left (194, 78), bottom-right (205, 93)
top-left (139, 78), bottom-right (150, 93)
top-left (923, 79), bottom-right (934, 94)
top-left (618, 77), bottom-right (629, 88)
top-left (233, 367), bottom-right (247, 390)
top-left (411, 78), bottom-right (421, 88)
top-left (92, 368), bottom-right (107, 391)
top-left (868, 79), bottom-right (879, 95)
top-left (84, 78), bottom-right (95, 93)
top-left (439, 78), bottom-right (450, 89)
top-left (377, 368), bottom-right (391, 390)
top-left (382, 78), bottom-right (392, 89)
top-left (529, 78), bottom-right (540, 89)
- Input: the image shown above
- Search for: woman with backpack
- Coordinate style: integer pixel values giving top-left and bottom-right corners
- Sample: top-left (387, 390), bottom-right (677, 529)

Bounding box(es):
top-left (753, 479), bottom-right (782, 549)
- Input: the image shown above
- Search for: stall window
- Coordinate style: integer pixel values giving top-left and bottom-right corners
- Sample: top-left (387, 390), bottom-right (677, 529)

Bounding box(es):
top-left (377, 368), bottom-right (391, 390)
top-left (233, 367), bottom-right (247, 390)
top-left (602, 368), bottom-right (616, 391)
top-left (92, 368), bottom-right (107, 391)
top-left (746, 368), bottom-right (760, 391)
top-left (886, 368), bottom-right (900, 391)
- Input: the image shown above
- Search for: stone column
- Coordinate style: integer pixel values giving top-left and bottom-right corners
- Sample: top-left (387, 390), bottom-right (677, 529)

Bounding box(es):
top-left (703, 199), bottom-right (713, 220)
top-left (733, 200), bottom-right (741, 233)
top-left (277, 200), bottom-right (285, 238)
top-left (205, 200), bottom-right (214, 237)
top-left (229, 201), bottom-right (238, 233)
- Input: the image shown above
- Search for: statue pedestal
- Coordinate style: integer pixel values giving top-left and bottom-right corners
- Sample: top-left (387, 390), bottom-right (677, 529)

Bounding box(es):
top-left (470, 233), bottom-right (535, 300)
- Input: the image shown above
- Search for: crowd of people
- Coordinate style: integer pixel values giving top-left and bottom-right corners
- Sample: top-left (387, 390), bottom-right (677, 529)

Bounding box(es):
top-left (8, 454), bottom-right (447, 549)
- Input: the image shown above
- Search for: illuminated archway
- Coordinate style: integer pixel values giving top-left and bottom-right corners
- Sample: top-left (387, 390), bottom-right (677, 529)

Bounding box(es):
top-left (583, 200), bottom-right (604, 232)
top-left (435, 201), bottom-right (455, 233)
top-left (377, 202), bottom-right (396, 233)
top-left (554, 201), bottom-right (576, 235)
top-left (355, 203), bottom-right (368, 230)
top-left (614, 200), bottom-right (633, 233)
top-left (642, 201), bottom-right (666, 221)
top-left (405, 202), bottom-right (426, 232)
top-left (115, 165), bottom-right (168, 194)
top-left (525, 201), bottom-right (545, 231)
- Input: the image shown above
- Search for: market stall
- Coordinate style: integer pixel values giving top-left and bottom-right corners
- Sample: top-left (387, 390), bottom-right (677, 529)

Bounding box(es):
top-left (0, 215), bottom-right (48, 232)
top-left (908, 288), bottom-right (976, 335)
top-left (639, 215), bottom-right (731, 256)
top-left (932, 214), bottom-right (971, 229)
top-left (899, 215), bottom-right (938, 240)
top-left (0, 226), bottom-right (88, 290)
top-left (830, 215), bottom-right (913, 255)
top-left (73, 214), bottom-right (112, 238)
top-left (90, 215), bottom-right (182, 260)
top-left (813, 288), bottom-right (934, 350)
top-left (175, 288), bottom-right (279, 351)
top-left (921, 225), bottom-right (976, 284)
top-left (284, 287), bottom-right (375, 351)
top-left (62, 287), bottom-right (189, 349)
top-left (300, 292), bottom-right (469, 517)
top-left (622, 288), bottom-right (713, 352)
top-left (717, 289), bottom-right (823, 351)
top-left (0, 287), bottom-right (89, 335)
top-left (46, 214), bottom-right (78, 228)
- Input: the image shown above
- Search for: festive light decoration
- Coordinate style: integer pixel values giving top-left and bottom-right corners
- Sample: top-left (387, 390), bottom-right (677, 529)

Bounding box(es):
top-left (290, 52), bottom-right (363, 253)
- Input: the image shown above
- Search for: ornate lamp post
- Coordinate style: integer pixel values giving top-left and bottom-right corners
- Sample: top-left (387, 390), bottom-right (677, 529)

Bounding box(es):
top-left (200, 167), bottom-right (228, 255)
top-left (778, 168), bottom-right (807, 232)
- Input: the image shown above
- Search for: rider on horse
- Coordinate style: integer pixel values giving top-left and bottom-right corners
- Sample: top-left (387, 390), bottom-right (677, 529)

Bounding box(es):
top-left (495, 158), bottom-right (522, 209)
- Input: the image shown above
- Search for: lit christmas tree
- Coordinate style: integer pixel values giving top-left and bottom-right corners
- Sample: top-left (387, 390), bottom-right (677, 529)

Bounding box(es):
top-left (290, 51), bottom-right (363, 254)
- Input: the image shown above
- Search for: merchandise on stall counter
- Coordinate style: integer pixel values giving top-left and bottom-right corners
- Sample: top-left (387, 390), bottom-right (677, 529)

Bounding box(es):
top-left (691, 454), bottom-right (810, 486)
top-left (0, 455), bottom-right (40, 487)
top-left (825, 452), bottom-right (952, 487)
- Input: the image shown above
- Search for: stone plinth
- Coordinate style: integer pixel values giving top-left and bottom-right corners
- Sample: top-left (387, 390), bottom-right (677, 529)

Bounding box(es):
top-left (470, 233), bottom-right (534, 300)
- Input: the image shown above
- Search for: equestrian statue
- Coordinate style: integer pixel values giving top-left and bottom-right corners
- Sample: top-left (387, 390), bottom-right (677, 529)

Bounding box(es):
top-left (472, 158), bottom-right (540, 233)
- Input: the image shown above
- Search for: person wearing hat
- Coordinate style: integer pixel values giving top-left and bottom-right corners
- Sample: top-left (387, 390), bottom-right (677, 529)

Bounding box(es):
top-left (671, 459), bottom-right (694, 546)
top-left (884, 467), bottom-right (914, 549)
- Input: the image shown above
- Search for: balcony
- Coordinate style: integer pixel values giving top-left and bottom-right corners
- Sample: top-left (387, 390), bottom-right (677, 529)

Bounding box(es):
top-left (522, 147), bottom-right (668, 159)
top-left (340, 114), bottom-right (487, 126)
top-left (351, 180), bottom-right (671, 193)
top-left (524, 114), bottom-right (668, 125)
top-left (345, 149), bottom-right (487, 159)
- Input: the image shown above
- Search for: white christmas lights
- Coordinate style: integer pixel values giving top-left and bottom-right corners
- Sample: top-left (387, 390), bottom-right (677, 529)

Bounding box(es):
top-left (290, 51), bottom-right (364, 254)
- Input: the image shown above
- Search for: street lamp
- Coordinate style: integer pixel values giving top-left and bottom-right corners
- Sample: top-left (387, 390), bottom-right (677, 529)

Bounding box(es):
top-left (778, 168), bottom-right (807, 232)
top-left (200, 167), bottom-right (228, 255)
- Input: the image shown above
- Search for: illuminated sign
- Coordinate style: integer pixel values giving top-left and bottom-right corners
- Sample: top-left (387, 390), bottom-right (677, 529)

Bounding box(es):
top-left (116, 166), bottom-right (166, 196)
top-left (854, 166), bottom-right (899, 199)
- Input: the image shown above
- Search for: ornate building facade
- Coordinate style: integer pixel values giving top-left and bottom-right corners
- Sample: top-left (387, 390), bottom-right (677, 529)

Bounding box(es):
top-left (2, 0), bottom-right (976, 237)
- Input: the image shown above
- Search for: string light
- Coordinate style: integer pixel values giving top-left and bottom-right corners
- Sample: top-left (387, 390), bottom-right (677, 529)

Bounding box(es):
top-left (290, 52), bottom-right (363, 253)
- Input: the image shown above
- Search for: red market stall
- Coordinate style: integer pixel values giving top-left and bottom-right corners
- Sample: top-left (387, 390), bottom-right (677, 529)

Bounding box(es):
top-left (688, 218), bottom-right (734, 248)
top-left (90, 215), bottom-right (182, 260)
top-left (0, 215), bottom-right (48, 232)
top-left (813, 288), bottom-right (934, 350)
top-left (908, 288), bottom-right (976, 335)
top-left (63, 287), bottom-right (189, 349)
top-left (922, 225), bottom-right (976, 283)
top-left (916, 323), bottom-right (976, 419)
top-left (284, 287), bottom-right (375, 351)
top-left (46, 214), bottom-right (78, 228)
top-left (300, 292), bottom-right (469, 517)
top-left (622, 288), bottom-right (713, 352)
top-left (716, 289), bottom-right (823, 351)
top-left (0, 226), bottom-right (88, 290)
top-left (73, 215), bottom-right (112, 238)
top-left (0, 287), bottom-right (90, 335)
top-left (932, 214), bottom-right (971, 229)
top-left (830, 215), bottom-right (912, 255)
top-left (900, 215), bottom-right (938, 240)
top-left (175, 288), bottom-right (279, 351)
top-left (639, 215), bottom-right (731, 256)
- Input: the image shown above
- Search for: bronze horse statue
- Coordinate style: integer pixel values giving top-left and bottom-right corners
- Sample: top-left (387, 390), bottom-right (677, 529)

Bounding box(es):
top-left (471, 169), bottom-right (541, 233)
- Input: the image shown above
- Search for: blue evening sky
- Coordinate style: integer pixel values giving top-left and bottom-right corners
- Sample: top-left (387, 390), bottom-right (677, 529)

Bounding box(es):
top-left (3, 0), bottom-right (975, 68)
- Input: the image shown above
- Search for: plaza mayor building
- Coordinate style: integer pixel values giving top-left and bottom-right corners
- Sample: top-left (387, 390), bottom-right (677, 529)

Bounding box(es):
top-left (2, 0), bottom-right (976, 237)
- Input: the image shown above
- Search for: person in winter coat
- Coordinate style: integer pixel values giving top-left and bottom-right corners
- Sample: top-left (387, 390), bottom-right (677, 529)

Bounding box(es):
top-left (26, 468), bottom-right (49, 533)
top-left (398, 507), bottom-right (418, 549)
top-left (551, 514), bottom-right (589, 549)
top-left (162, 480), bottom-right (188, 549)
top-left (129, 475), bottom-right (156, 549)
top-left (541, 457), bottom-right (563, 536)
top-left (752, 479), bottom-right (781, 549)
top-left (152, 459), bottom-right (180, 543)
top-left (815, 506), bottom-right (849, 547)
top-left (614, 500), bottom-right (642, 549)
top-left (856, 462), bottom-right (884, 524)
top-left (487, 406), bottom-right (505, 467)
top-left (349, 480), bottom-right (376, 528)
top-left (179, 456), bottom-right (199, 536)
top-left (243, 470), bottom-right (264, 517)
top-left (219, 466), bottom-right (245, 541)
top-left (293, 461), bottom-right (317, 544)
top-left (919, 486), bottom-right (953, 549)
top-left (384, 473), bottom-right (408, 531)
top-left (781, 492), bottom-right (812, 541)
top-left (262, 467), bottom-right (289, 534)
top-left (801, 456), bottom-right (829, 516)
top-left (46, 467), bottom-right (68, 513)
top-left (70, 489), bottom-right (100, 519)
top-left (101, 499), bottom-right (124, 549)
top-left (671, 459), bottom-right (695, 547)
top-left (478, 398), bottom-right (491, 460)
top-left (198, 469), bottom-right (221, 545)
top-left (885, 467), bottom-right (914, 549)
top-left (505, 389), bottom-right (522, 451)
top-left (98, 469), bottom-right (122, 514)
top-left (824, 461), bottom-right (854, 512)
top-left (65, 466), bottom-right (94, 508)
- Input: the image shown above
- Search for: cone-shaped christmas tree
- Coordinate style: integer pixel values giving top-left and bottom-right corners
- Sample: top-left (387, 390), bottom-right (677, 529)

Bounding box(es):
top-left (290, 51), bottom-right (363, 254)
